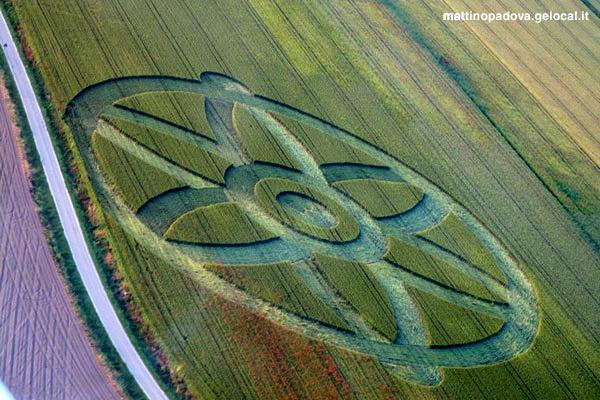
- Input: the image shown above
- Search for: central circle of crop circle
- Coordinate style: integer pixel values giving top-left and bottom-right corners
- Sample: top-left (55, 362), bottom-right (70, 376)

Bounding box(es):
top-left (277, 192), bottom-right (336, 229)
top-left (255, 177), bottom-right (360, 243)
top-left (222, 163), bottom-right (388, 263)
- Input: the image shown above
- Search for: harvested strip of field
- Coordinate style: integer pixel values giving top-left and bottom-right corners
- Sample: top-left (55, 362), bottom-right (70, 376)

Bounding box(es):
top-left (444, 0), bottom-right (600, 164)
top-left (0, 82), bottom-right (120, 399)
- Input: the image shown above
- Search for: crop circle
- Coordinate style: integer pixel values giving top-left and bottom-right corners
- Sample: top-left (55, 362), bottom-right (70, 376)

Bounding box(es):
top-left (65, 72), bottom-right (539, 386)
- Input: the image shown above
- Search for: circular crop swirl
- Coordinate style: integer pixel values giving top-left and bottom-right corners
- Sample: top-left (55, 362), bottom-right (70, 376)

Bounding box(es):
top-left (65, 72), bottom-right (538, 386)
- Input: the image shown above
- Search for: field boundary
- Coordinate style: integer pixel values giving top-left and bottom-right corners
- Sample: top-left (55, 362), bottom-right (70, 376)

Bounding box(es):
top-left (0, 5), bottom-right (178, 400)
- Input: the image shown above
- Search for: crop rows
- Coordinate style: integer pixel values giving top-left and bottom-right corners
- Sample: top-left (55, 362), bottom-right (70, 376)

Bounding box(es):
top-left (333, 180), bottom-right (423, 218)
top-left (107, 216), bottom-right (416, 399)
top-left (418, 213), bottom-right (506, 284)
top-left (0, 79), bottom-right (119, 399)
top-left (209, 262), bottom-right (349, 330)
top-left (11, 0), bottom-right (600, 399)
top-left (314, 254), bottom-right (397, 341)
top-left (255, 177), bottom-right (359, 242)
top-left (117, 92), bottom-right (215, 138)
top-left (384, 237), bottom-right (501, 303)
top-left (103, 114), bottom-right (230, 185)
top-left (232, 105), bottom-right (300, 169)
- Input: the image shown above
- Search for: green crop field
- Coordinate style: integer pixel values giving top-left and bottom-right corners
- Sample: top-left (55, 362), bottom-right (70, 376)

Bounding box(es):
top-left (6, 0), bottom-right (600, 399)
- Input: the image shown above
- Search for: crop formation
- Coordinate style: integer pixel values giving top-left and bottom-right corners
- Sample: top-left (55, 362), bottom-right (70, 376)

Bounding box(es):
top-left (9, 0), bottom-right (600, 399)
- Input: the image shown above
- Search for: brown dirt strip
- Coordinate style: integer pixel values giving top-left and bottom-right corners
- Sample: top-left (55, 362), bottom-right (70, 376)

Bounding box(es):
top-left (0, 80), bottom-right (121, 399)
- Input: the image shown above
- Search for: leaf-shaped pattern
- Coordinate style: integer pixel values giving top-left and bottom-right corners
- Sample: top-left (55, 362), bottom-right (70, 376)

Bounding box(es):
top-left (384, 238), bottom-right (504, 302)
top-left (418, 213), bottom-right (506, 284)
top-left (277, 115), bottom-right (384, 166)
top-left (165, 203), bottom-right (275, 245)
top-left (103, 115), bottom-right (230, 184)
top-left (407, 289), bottom-right (503, 346)
top-left (333, 180), bottom-right (423, 218)
top-left (314, 254), bottom-right (397, 341)
top-left (116, 92), bottom-right (214, 139)
top-left (233, 105), bottom-right (300, 170)
top-left (93, 131), bottom-right (184, 211)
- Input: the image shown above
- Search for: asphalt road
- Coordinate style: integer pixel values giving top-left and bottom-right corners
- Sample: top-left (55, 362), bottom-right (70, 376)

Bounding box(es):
top-left (0, 11), bottom-right (168, 400)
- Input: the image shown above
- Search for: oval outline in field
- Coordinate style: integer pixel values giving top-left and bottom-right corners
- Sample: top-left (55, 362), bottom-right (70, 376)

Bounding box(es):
top-left (65, 72), bottom-right (539, 386)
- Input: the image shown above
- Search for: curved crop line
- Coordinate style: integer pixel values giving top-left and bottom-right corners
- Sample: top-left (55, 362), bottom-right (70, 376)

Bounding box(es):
top-left (112, 203), bottom-right (533, 369)
top-left (369, 261), bottom-right (509, 319)
top-left (64, 72), bottom-right (539, 383)
top-left (137, 187), bottom-right (229, 235)
top-left (255, 178), bottom-right (359, 243)
top-left (292, 260), bottom-right (384, 341)
top-left (398, 235), bottom-right (509, 300)
top-left (166, 235), bottom-right (279, 248)
top-left (371, 265), bottom-right (442, 385)
top-left (378, 193), bottom-right (449, 235)
top-left (106, 105), bottom-right (227, 162)
top-left (205, 98), bottom-right (249, 166)
top-left (250, 107), bottom-right (324, 181)
top-left (96, 120), bottom-right (215, 189)
top-left (222, 162), bottom-right (389, 262)
top-left (275, 191), bottom-right (337, 229)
